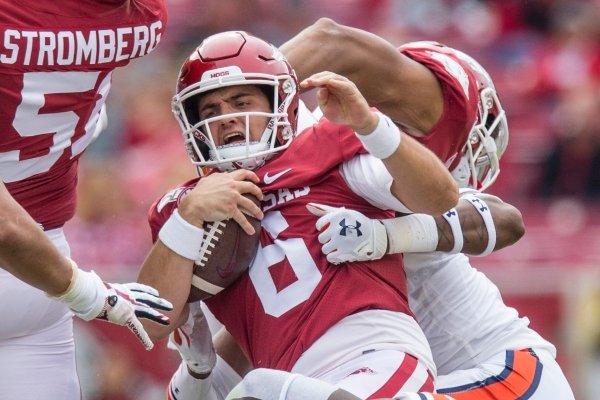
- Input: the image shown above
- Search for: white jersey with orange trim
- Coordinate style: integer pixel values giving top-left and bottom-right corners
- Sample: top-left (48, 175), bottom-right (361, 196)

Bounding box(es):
top-left (404, 251), bottom-right (556, 376)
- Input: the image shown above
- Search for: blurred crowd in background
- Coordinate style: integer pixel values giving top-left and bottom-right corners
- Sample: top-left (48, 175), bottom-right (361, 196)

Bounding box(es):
top-left (67, 0), bottom-right (600, 399)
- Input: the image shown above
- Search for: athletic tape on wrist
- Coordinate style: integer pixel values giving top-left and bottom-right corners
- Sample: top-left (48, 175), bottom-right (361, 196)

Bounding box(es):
top-left (54, 258), bottom-right (79, 298)
top-left (463, 195), bottom-right (496, 256)
top-left (382, 213), bottom-right (438, 254)
top-left (442, 208), bottom-right (463, 253)
top-left (356, 112), bottom-right (402, 159)
top-left (56, 267), bottom-right (106, 320)
top-left (158, 209), bottom-right (205, 260)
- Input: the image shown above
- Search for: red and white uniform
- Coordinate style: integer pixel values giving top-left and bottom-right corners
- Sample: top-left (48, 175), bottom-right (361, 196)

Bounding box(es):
top-left (151, 120), bottom-right (435, 398)
top-left (399, 44), bottom-right (478, 171)
top-left (0, 0), bottom-right (166, 229)
top-left (0, 1), bottom-right (166, 398)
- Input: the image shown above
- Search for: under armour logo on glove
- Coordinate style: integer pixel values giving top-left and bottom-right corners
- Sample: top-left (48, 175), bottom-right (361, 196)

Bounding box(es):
top-left (339, 218), bottom-right (363, 237)
top-left (306, 202), bottom-right (387, 264)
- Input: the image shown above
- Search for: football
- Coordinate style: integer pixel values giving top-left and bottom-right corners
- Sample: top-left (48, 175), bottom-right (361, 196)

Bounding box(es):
top-left (187, 194), bottom-right (261, 302)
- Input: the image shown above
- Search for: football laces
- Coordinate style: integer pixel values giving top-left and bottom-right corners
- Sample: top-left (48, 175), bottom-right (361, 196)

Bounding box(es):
top-left (195, 221), bottom-right (226, 267)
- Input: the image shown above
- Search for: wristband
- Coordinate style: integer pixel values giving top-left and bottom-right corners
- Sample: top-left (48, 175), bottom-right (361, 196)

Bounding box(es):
top-left (463, 194), bottom-right (496, 256)
top-left (382, 214), bottom-right (438, 254)
top-left (355, 112), bottom-right (402, 159)
top-left (442, 208), bottom-right (463, 253)
top-left (158, 209), bottom-right (205, 260)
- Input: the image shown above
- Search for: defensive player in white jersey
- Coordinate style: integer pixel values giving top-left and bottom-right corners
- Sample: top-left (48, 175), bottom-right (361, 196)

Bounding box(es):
top-left (166, 19), bottom-right (574, 400)
top-left (0, 1), bottom-right (173, 399)
top-left (270, 19), bottom-right (575, 399)
top-left (136, 30), bottom-right (461, 400)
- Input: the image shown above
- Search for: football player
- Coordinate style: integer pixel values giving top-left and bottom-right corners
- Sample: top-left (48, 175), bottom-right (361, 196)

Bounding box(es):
top-left (137, 30), bottom-right (460, 400)
top-left (166, 19), bottom-right (574, 400)
top-left (0, 1), bottom-right (173, 399)
top-left (277, 18), bottom-right (575, 400)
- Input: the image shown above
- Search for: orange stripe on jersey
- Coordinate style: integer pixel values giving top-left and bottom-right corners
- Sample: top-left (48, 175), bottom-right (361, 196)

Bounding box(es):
top-left (437, 349), bottom-right (543, 400)
top-left (367, 354), bottom-right (434, 399)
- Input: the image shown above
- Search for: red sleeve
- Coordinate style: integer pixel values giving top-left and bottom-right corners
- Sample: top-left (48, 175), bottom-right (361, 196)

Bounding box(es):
top-left (400, 46), bottom-right (479, 170)
top-left (147, 179), bottom-right (198, 243)
top-left (312, 115), bottom-right (368, 160)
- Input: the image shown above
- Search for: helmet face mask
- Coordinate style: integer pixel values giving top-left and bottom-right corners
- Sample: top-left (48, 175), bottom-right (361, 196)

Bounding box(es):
top-left (172, 32), bottom-right (299, 173)
top-left (451, 50), bottom-right (509, 191)
top-left (457, 86), bottom-right (508, 191)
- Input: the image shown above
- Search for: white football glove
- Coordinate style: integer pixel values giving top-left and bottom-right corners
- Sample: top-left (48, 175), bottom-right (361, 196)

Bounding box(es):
top-left (168, 302), bottom-right (216, 376)
top-left (55, 260), bottom-right (173, 350)
top-left (306, 202), bottom-right (388, 264)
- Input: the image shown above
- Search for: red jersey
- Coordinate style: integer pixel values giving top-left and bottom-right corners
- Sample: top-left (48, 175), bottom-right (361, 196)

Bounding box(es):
top-left (400, 43), bottom-right (479, 171)
top-left (0, 0), bottom-right (167, 229)
top-left (149, 120), bottom-right (414, 371)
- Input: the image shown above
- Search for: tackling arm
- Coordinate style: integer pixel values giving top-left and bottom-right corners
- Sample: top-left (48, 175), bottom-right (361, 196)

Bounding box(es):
top-left (435, 193), bottom-right (524, 255)
top-left (281, 17), bottom-right (443, 136)
top-left (307, 192), bottom-right (524, 264)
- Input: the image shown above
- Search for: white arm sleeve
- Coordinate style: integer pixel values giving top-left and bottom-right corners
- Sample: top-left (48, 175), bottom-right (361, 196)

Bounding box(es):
top-left (340, 153), bottom-right (413, 214)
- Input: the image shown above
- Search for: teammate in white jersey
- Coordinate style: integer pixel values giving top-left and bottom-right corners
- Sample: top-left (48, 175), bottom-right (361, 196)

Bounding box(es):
top-left (0, 1), bottom-right (173, 399)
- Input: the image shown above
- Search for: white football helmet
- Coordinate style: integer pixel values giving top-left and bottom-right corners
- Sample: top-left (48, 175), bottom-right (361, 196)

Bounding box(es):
top-left (172, 31), bottom-right (299, 174)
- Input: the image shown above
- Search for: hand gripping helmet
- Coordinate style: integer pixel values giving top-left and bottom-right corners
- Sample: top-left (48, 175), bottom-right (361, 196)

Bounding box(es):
top-left (172, 31), bottom-right (299, 173)
top-left (450, 48), bottom-right (509, 191)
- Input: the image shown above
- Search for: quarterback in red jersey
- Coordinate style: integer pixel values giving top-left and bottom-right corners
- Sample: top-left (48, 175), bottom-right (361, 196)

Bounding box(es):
top-left (0, 1), bottom-right (173, 399)
top-left (164, 20), bottom-right (573, 400)
top-left (137, 30), bottom-right (459, 399)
